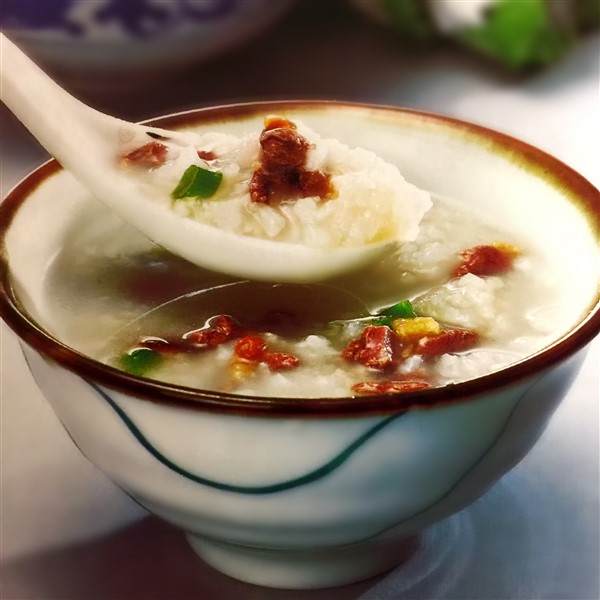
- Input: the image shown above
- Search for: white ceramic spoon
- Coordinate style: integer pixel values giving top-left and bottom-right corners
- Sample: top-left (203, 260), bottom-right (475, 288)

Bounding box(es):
top-left (0, 34), bottom-right (394, 282)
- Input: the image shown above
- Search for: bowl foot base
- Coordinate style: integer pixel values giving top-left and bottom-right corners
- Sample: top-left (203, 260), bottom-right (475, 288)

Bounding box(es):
top-left (186, 532), bottom-right (419, 590)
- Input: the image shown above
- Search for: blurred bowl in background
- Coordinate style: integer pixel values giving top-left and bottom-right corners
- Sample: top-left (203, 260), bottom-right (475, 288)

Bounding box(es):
top-left (0, 0), bottom-right (296, 88)
top-left (348, 0), bottom-right (598, 70)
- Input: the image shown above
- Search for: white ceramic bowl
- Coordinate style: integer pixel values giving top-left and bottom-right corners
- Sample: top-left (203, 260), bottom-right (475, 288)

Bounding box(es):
top-left (1, 102), bottom-right (599, 589)
top-left (0, 1), bottom-right (295, 87)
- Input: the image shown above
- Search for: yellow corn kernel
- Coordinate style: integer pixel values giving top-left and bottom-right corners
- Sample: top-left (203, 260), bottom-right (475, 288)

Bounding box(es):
top-left (392, 317), bottom-right (441, 340)
top-left (228, 357), bottom-right (258, 383)
top-left (492, 242), bottom-right (521, 257)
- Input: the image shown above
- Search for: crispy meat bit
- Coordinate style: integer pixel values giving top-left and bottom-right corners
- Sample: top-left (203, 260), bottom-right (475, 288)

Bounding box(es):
top-left (341, 325), bottom-right (399, 370)
top-left (250, 116), bottom-right (334, 204)
top-left (186, 315), bottom-right (242, 347)
top-left (197, 150), bottom-right (217, 161)
top-left (234, 336), bottom-right (268, 361)
top-left (453, 244), bottom-right (518, 278)
top-left (415, 329), bottom-right (480, 358)
top-left (260, 127), bottom-right (309, 170)
top-left (298, 170), bottom-right (332, 199)
top-left (263, 351), bottom-right (300, 371)
top-left (352, 380), bottom-right (430, 396)
top-left (121, 141), bottom-right (168, 168)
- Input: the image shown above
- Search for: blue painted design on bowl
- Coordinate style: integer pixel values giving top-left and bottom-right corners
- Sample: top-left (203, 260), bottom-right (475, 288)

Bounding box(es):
top-left (88, 380), bottom-right (405, 495)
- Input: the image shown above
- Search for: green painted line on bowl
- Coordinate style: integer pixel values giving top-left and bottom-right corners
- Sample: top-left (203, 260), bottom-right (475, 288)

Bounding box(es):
top-left (88, 381), bottom-right (404, 495)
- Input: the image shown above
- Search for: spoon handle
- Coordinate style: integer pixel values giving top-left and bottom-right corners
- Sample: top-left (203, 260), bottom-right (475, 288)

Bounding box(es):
top-left (0, 34), bottom-right (114, 169)
top-left (1, 34), bottom-right (201, 173)
top-left (0, 34), bottom-right (396, 282)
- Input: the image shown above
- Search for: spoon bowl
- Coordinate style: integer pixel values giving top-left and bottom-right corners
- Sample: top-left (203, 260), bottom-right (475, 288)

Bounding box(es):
top-left (0, 33), bottom-right (395, 282)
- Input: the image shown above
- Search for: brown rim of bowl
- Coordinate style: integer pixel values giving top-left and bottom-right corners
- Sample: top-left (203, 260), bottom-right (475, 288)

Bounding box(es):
top-left (1, 100), bottom-right (599, 417)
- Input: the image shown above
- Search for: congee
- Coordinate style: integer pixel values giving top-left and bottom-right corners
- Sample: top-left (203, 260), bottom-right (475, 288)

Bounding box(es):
top-left (42, 117), bottom-right (566, 398)
top-left (118, 115), bottom-right (431, 248)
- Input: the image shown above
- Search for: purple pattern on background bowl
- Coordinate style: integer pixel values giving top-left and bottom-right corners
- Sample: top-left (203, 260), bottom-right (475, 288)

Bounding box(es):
top-left (0, 0), bottom-right (240, 38)
top-left (0, 0), bottom-right (83, 35)
top-left (180, 0), bottom-right (238, 21)
top-left (94, 0), bottom-right (170, 38)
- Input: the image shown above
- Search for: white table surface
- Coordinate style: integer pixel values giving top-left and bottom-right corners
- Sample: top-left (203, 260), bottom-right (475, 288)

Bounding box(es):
top-left (1, 4), bottom-right (599, 599)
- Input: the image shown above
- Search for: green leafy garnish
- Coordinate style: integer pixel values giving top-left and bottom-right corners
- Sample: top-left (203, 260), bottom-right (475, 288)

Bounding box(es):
top-left (373, 300), bottom-right (417, 327)
top-left (327, 300), bottom-right (417, 332)
top-left (372, 316), bottom-right (394, 328)
top-left (172, 165), bottom-right (223, 200)
top-left (118, 348), bottom-right (162, 377)
top-left (378, 300), bottom-right (417, 320)
top-left (459, 0), bottom-right (572, 69)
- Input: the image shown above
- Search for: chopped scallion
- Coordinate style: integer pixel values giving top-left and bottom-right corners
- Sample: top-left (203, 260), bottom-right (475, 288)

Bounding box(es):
top-left (172, 165), bottom-right (223, 200)
top-left (378, 300), bottom-right (417, 320)
top-left (372, 316), bottom-right (393, 328)
top-left (118, 348), bottom-right (162, 377)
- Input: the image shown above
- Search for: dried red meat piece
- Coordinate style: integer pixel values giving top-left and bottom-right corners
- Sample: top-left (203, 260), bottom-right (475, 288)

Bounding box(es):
top-left (341, 325), bottom-right (399, 370)
top-left (197, 150), bottom-right (217, 161)
top-left (260, 127), bottom-right (309, 170)
top-left (352, 380), bottom-right (430, 396)
top-left (121, 141), bottom-right (168, 167)
top-left (415, 329), bottom-right (479, 358)
top-left (298, 170), bottom-right (333, 199)
top-left (263, 351), bottom-right (300, 371)
top-left (453, 245), bottom-right (515, 278)
top-left (341, 339), bottom-right (363, 361)
top-left (186, 315), bottom-right (242, 347)
top-left (249, 116), bottom-right (333, 204)
top-left (248, 167), bottom-right (271, 204)
top-left (234, 336), bottom-right (268, 361)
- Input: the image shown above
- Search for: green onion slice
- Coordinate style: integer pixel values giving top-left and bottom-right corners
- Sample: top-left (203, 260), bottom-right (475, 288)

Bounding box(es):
top-left (118, 348), bottom-right (162, 377)
top-left (331, 300), bottom-right (417, 330)
top-left (172, 165), bottom-right (223, 200)
top-left (377, 300), bottom-right (417, 320)
top-left (372, 316), bottom-right (393, 328)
